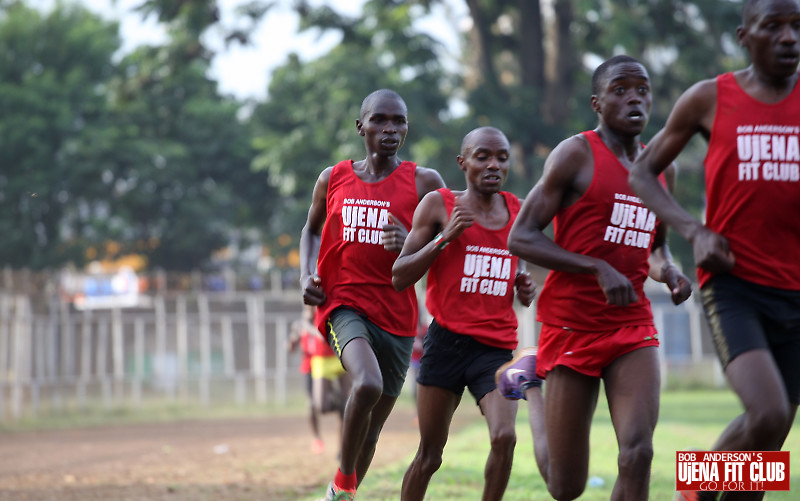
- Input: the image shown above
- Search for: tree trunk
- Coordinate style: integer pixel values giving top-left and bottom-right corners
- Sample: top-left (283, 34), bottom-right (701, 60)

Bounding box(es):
top-left (464, 0), bottom-right (501, 91)
top-left (517, 0), bottom-right (544, 89)
top-left (543, 0), bottom-right (576, 126)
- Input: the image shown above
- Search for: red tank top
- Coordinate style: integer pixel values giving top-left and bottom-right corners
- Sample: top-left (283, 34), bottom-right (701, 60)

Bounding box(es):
top-left (315, 160), bottom-right (419, 337)
top-left (701, 72), bottom-right (800, 290)
top-left (537, 130), bottom-right (658, 330)
top-left (425, 189), bottom-right (521, 350)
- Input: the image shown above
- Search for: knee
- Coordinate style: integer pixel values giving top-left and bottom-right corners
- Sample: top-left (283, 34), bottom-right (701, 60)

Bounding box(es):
top-left (617, 441), bottom-right (654, 478)
top-left (489, 426), bottom-right (517, 459)
top-left (546, 461), bottom-right (588, 500)
top-left (414, 447), bottom-right (444, 477)
top-left (748, 403), bottom-right (792, 444)
top-left (547, 479), bottom-right (585, 501)
top-left (350, 376), bottom-right (383, 407)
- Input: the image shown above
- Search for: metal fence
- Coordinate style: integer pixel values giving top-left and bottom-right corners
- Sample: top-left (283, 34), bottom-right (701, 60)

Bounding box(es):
top-left (0, 290), bottom-right (303, 422)
top-left (0, 271), bottom-right (724, 423)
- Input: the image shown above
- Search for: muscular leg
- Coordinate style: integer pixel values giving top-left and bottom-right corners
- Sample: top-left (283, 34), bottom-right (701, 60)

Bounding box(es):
top-left (337, 338), bottom-right (384, 479)
top-left (602, 347), bottom-right (660, 501)
top-left (401, 384), bottom-right (461, 501)
top-left (355, 391), bottom-right (399, 485)
top-left (335, 372), bottom-right (353, 452)
top-left (715, 350), bottom-right (792, 451)
top-left (523, 384), bottom-right (549, 480)
top-left (544, 366), bottom-right (601, 501)
top-left (478, 389), bottom-right (518, 501)
top-left (712, 350), bottom-right (795, 501)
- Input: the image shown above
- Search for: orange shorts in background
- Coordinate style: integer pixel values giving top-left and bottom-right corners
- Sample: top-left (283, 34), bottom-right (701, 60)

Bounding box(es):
top-left (536, 323), bottom-right (659, 379)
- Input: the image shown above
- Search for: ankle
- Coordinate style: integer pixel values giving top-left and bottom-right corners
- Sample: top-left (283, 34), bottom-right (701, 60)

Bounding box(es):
top-left (334, 468), bottom-right (358, 490)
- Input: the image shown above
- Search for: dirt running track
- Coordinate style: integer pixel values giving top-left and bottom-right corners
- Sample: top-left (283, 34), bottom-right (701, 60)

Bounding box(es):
top-left (0, 407), bottom-right (477, 501)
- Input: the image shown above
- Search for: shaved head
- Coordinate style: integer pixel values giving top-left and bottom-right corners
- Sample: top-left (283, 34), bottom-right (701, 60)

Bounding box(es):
top-left (460, 126), bottom-right (509, 156)
top-left (360, 89), bottom-right (406, 119)
top-left (743, 0), bottom-right (766, 24)
top-left (742, 0), bottom-right (800, 24)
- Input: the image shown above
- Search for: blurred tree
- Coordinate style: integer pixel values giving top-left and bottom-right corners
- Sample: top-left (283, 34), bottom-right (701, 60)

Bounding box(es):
top-left (452, 0), bottom-right (745, 190)
top-left (251, 0), bottom-right (747, 270)
top-left (249, 0), bottom-right (464, 254)
top-left (568, 0), bottom-right (744, 269)
top-left (2, 0), bottom-right (753, 274)
top-left (0, 2), bottom-right (119, 269)
top-left (443, 0), bottom-right (745, 270)
top-left (0, 0), bottom-right (275, 271)
top-left (94, 0), bottom-right (275, 271)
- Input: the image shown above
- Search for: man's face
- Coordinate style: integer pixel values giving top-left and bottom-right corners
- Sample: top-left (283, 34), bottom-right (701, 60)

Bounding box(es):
top-left (739, 0), bottom-right (800, 79)
top-left (593, 62), bottom-right (652, 137)
top-left (357, 96), bottom-right (409, 157)
top-left (458, 129), bottom-right (510, 194)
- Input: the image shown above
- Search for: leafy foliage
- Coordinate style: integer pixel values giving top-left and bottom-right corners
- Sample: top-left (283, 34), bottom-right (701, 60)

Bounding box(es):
top-left (1, 0), bottom-right (754, 273)
top-left (0, 2), bottom-right (119, 268)
top-left (0, 0), bottom-right (273, 270)
top-left (249, 0), bottom-right (463, 254)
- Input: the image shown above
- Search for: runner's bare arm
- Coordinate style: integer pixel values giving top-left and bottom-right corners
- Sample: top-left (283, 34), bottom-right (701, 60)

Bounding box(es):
top-left (392, 191), bottom-right (448, 291)
top-left (300, 167), bottom-right (332, 306)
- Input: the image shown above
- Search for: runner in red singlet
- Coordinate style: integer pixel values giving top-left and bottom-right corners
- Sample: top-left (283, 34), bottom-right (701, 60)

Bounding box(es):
top-left (630, 2), bottom-right (800, 500)
top-left (500, 55), bottom-right (692, 501)
top-left (300, 89), bottom-right (444, 501)
top-left (288, 305), bottom-right (351, 455)
top-left (392, 127), bottom-right (536, 501)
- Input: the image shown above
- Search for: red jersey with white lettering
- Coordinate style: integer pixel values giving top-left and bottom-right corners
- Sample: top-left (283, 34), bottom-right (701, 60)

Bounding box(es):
top-left (700, 72), bottom-right (800, 290)
top-left (315, 160), bottom-right (419, 337)
top-left (537, 130), bottom-right (659, 331)
top-left (426, 189), bottom-right (520, 350)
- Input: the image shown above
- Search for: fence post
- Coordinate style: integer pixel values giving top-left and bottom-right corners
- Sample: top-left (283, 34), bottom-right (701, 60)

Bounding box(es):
top-left (112, 307), bottom-right (125, 403)
top-left (97, 318), bottom-right (111, 409)
top-left (58, 298), bottom-right (73, 412)
top-left (221, 315), bottom-right (235, 379)
top-left (686, 298), bottom-right (704, 363)
top-left (275, 316), bottom-right (288, 404)
top-left (32, 318), bottom-right (44, 417)
top-left (176, 296), bottom-right (188, 401)
top-left (247, 295), bottom-right (267, 404)
top-left (133, 317), bottom-right (145, 407)
top-left (11, 295), bottom-right (32, 419)
top-left (221, 314), bottom-right (246, 405)
top-left (0, 294), bottom-right (10, 420)
top-left (154, 294), bottom-right (170, 399)
top-left (198, 294), bottom-right (210, 406)
top-left (46, 294), bottom-right (59, 410)
top-left (78, 309), bottom-right (92, 409)
top-left (652, 307), bottom-right (667, 390)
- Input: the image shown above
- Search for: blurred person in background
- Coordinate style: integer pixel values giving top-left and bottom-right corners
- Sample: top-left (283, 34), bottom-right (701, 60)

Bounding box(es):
top-left (289, 305), bottom-right (351, 455)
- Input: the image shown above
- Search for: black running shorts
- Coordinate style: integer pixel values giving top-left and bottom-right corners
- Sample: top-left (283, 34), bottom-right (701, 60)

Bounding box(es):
top-left (701, 273), bottom-right (800, 404)
top-left (417, 319), bottom-right (513, 404)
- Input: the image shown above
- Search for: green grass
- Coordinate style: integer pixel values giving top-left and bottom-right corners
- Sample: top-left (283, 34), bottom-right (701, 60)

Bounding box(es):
top-left (0, 395), bottom-right (310, 433)
top-left (353, 390), bottom-right (800, 500)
